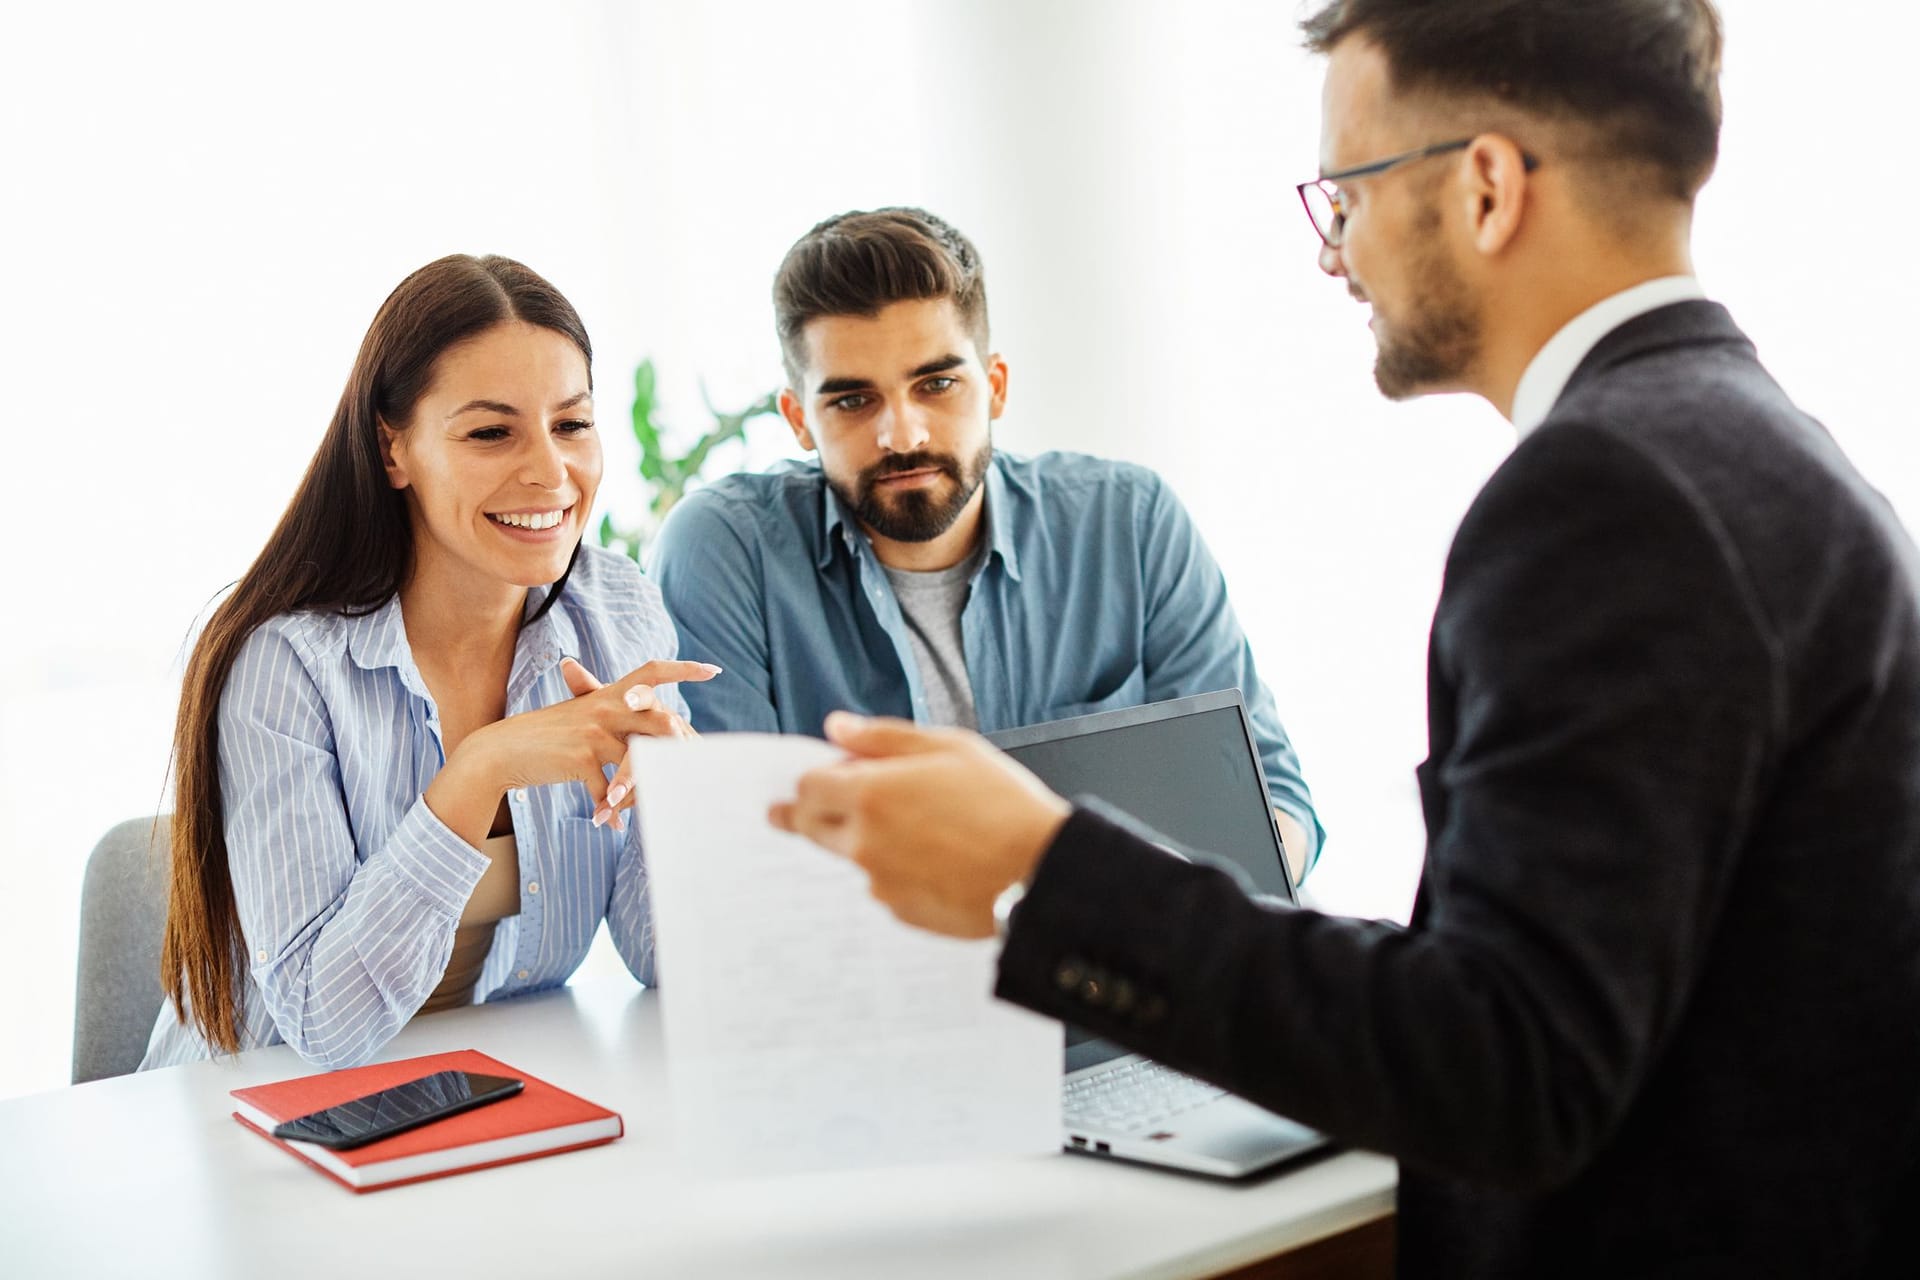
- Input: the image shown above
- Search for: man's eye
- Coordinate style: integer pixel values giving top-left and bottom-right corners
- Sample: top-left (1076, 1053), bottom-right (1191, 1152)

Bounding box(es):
top-left (829, 394), bottom-right (868, 412)
top-left (923, 377), bottom-right (957, 394)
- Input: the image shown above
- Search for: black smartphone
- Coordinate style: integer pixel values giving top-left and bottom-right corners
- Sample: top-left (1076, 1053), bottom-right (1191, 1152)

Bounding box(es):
top-left (271, 1070), bottom-right (524, 1149)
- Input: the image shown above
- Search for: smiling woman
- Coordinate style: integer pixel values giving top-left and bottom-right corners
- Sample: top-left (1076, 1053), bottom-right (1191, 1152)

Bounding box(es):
top-left (147, 255), bottom-right (716, 1070)
top-left (382, 323), bottom-right (602, 600)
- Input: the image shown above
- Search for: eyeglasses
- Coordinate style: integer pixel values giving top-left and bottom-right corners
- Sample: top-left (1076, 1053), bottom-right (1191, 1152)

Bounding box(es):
top-left (1295, 138), bottom-right (1539, 250)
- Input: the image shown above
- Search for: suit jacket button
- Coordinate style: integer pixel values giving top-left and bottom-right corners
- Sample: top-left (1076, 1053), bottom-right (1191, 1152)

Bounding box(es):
top-left (1054, 960), bottom-right (1086, 992)
top-left (1140, 995), bottom-right (1167, 1024)
top-left (1110, 979), bottom-right (1136, 1014)
top-left (1079, 975), bottom-right (1108, 1007)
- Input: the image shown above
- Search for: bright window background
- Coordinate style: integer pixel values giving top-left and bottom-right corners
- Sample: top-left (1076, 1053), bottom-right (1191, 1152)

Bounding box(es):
top-left (3, 1), bottom-right (1914, 1101)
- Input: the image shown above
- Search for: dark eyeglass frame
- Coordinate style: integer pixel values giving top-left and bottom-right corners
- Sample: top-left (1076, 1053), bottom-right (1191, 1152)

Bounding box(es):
top-left (1295, 138), bottom-right (1540, 250)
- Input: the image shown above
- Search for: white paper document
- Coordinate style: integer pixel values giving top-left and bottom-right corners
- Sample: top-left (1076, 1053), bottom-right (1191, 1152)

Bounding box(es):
top-left (629, 734), bottom-right (1063, 1176)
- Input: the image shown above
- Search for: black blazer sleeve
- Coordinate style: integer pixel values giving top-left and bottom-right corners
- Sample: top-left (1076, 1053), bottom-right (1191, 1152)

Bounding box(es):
top-left (995, 422), bottom-right (1778, 1190)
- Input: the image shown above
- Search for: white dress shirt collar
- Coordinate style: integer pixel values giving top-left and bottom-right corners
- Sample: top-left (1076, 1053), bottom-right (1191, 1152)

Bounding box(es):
top-left (1510, 275), bottom-right (1705, 435)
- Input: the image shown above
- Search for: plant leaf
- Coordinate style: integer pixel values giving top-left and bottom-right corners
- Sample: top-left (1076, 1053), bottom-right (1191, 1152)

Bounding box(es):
top-left (631, 360), bottom-right (664, 483)
top-left (632, 359), bottom-right (656, 429)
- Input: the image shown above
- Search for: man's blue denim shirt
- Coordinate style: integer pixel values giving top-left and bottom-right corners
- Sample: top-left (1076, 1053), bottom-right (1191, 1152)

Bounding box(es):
top-left (650, 450), bottom-right (1323, 870)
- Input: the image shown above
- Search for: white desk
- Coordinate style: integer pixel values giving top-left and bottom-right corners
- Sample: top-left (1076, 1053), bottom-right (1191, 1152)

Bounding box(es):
top-left (0, 980), bottom-right (1394, 1279)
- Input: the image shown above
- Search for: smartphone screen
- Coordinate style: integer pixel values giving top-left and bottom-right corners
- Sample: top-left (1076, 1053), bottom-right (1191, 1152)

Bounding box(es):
top-left (271, 1070), bottom-right (524, 1150)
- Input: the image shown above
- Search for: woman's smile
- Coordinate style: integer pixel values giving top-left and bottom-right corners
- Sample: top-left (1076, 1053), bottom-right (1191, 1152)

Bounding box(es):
top-left (486, 505), bottom-right (573, 539)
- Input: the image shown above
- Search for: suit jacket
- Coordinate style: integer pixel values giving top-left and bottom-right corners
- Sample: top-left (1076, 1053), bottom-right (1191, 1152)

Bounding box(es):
top-left (996, 302), bottom-right (1920, 1278)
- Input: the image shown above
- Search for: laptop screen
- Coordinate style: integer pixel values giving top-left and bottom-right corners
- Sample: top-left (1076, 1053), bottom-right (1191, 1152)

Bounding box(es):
top-left (989, 690), bottom-right (1296, 1069)
top-left (990, 689), bottom-right (1296, 902)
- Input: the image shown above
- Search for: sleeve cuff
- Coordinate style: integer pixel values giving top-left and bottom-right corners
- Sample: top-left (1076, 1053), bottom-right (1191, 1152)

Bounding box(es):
top-left (994, 803), bottom-right (1289, 1048)
top-left (1279, 801), bottom-right (1325, 877)
top-left (381, 797), bottom-right (492, 917)
top-left (994, 805), bottom-right (1185, 1022)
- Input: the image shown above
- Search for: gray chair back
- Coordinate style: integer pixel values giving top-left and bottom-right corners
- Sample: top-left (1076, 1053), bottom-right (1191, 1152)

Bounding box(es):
top-left (72, 816), bottom-right (171, 1083)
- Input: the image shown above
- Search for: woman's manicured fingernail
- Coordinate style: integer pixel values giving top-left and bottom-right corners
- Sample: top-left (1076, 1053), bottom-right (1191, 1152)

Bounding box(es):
top-left (592, 807), bottom-right (610, 828)
top-left (701, 663), bottom-right (723, 675)
top-left (605, 782), bottom-right (630, 808)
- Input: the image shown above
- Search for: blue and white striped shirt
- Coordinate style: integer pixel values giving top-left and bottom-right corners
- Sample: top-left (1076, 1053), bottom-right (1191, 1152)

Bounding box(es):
top-left (140, 545), bottom-right (687, 1070)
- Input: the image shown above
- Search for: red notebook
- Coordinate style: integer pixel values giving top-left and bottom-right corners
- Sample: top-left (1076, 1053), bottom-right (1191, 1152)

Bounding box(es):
top-left (230, 1048), bottom-right (622, 1193)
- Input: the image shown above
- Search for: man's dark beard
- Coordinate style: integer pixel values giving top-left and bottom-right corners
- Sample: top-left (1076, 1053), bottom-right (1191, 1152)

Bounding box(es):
top-left (832, 443), bottom-right (992, 543)
top-left (1373, 202), bottom-right (1481, 400)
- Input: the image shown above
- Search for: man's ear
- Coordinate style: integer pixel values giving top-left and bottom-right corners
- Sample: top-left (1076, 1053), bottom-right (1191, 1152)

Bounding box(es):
top-left (779, 388), bottom-right (816, 452)
top-left (986, 354), bottom-right (1010, 420)
top-left (1464, 133), bottom-right (1531, 257)
top-left (378, 419), bottom-right (412, 491)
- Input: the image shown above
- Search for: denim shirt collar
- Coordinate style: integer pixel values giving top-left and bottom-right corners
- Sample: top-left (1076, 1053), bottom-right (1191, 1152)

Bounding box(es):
top-left (816, 454), bottom-right (1023, 582)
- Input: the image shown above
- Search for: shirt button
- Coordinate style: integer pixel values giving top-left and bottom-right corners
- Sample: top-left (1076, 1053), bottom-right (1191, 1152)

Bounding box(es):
top-left (255, 949), bottom-right (268, 963)
top-left (517, 969), bottom-right (530, 980)
top-left (527, 881), bottom-right (540, 895)
top-left (512, 790), bottom-right (526, 803)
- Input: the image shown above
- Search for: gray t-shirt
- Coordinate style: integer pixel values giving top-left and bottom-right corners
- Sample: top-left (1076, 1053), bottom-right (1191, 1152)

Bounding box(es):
top-left (882, 541), bottom-right (986, 730)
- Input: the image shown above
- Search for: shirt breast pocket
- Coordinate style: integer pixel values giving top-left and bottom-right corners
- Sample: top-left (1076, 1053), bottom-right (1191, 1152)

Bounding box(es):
top-left (551, 816), bottom-right (619, 899)
top-left (1045, 662), bottom-right (1147, 721)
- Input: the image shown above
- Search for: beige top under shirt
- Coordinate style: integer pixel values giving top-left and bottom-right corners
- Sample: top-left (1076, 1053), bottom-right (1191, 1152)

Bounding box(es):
top-left (418, 833), bottom-right (521, 1015)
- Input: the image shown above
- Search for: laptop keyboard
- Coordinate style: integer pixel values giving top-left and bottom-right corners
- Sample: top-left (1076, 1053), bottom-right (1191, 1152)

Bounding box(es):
top-left (1063, 1059), bottom-right (1228, 1136)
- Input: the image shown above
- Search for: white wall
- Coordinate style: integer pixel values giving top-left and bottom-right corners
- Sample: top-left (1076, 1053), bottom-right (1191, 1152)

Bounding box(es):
top-left (3, 1), bottom-right (1914, 1101)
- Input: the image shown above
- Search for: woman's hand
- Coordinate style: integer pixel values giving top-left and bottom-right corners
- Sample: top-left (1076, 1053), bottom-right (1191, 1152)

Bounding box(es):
top-left (426, 657), bottom-right (716, 844)
top-left (563, 658), bottom-right (710, 828)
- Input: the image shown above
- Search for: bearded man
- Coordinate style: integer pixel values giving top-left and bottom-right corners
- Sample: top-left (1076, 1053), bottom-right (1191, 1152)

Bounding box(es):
top-left (652, 206), bottom-right (1323, 882)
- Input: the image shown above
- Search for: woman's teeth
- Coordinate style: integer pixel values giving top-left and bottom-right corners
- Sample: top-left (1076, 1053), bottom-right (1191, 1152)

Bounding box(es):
top-left (490, 509), bottom-right (567, 530)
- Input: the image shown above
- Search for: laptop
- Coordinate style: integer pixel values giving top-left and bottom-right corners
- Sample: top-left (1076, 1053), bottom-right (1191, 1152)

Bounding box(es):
top-left (988, 689), bottom-right (1328, 1178)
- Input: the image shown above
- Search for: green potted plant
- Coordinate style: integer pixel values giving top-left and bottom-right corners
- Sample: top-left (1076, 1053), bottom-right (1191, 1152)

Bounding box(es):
top-left (597, 358), bottom-right (780, 564)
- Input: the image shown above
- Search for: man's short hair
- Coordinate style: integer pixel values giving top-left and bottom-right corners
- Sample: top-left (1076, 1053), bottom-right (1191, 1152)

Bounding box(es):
top-left (1302, 0), bottom-right (1723, 201)
top-left (773, 207), bottom-right (989, 386)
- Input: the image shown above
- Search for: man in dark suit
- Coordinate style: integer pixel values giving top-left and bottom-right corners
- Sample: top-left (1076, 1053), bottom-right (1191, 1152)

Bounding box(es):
top-left (771, 1), bottom-right (1920, 1274)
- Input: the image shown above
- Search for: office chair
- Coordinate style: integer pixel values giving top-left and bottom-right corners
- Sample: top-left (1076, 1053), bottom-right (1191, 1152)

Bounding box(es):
top-left (72, 816), bottom-right (171, 1083)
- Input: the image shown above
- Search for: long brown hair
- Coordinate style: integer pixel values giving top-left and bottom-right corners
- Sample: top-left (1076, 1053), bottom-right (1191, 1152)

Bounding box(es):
top-left (161, 254), bottom-right (593, 1053)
